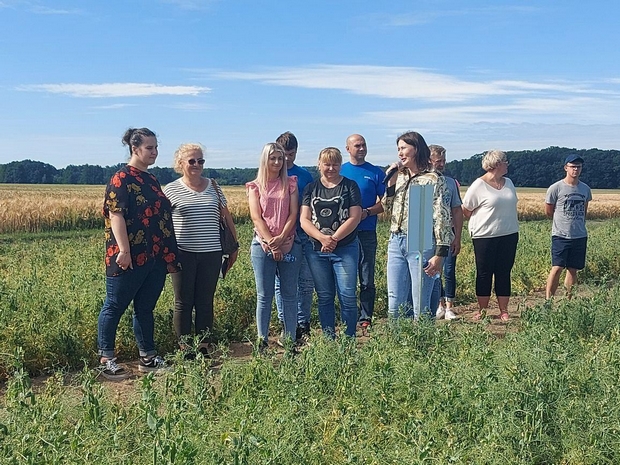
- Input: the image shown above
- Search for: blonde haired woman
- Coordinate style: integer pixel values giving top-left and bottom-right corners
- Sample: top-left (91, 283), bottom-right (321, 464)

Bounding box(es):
top-left (301, 147), bottom-right (362, 338)
top-left (163, 143), bottom-right (238, 357)
top-left (462, 150), bottom-right (519, 321)
top-left (247, 143), bottom-right (300, 350)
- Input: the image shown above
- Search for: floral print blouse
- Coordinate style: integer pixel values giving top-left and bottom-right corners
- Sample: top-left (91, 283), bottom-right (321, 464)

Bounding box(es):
top-left (103, 165), bottom-right (181, 277)
top-left (382, 168), bottom-right (454, 257)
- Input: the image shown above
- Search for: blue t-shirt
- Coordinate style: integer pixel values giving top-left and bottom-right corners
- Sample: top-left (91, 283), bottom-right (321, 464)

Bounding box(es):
top-left (288, 164), bottom-right (314, 232)
top-left (340, 161), bottom-right (385, 231)
top-left (288, 164), bottom-right (314, 205)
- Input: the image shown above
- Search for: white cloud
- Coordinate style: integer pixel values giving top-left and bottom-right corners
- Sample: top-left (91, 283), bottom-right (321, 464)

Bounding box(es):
top-left (29, 6), bottom-right (83, 14)
top-left (159, 0), bottom-right (216, 10)
top-left (379, 5), bottom-right (541, 27)
top-left (92, 103), bottom-right (138, 110)
top-left (215, 65), bottom-right (608, 102)
top-left (18, 83), bottom-right (211, 98)
top-left (0, 1), bottom-right (82, 14)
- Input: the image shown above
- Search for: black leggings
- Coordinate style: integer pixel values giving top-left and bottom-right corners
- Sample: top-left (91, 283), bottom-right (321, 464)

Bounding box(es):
top-left (171, 249), bottom-right (222, 342)
top-left (472, 233), bottom-right (518, 297)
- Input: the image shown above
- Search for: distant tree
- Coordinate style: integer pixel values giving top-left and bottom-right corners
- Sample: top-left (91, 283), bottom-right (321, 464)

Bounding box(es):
top-left (1, 149), bottom-right (618, 187)
top-left (0, 160), bottom-right (58, 184)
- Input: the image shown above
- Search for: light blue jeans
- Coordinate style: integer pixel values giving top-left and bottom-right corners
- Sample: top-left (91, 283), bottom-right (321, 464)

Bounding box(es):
top-left (275, 229), bottom-right (314, 326)
top-left (387, 233), bottom-right (438, 319)
top-left (305, 238), bottom-right (359, 338)
top-left (250, 238), bottom-right (301, 344)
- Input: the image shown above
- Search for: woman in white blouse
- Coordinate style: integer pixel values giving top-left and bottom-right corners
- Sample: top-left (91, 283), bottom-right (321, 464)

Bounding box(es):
top-left (462, 150), bottom-right (518, 321)
top-left (163, 143), bottom-right (238, 355)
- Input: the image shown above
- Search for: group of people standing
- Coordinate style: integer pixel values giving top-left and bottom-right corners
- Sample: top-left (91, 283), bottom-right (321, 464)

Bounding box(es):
top-left (96, 127), bottom-right (592, 379)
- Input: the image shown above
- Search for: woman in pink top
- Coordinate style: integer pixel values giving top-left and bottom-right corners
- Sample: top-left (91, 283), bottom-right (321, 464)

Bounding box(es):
top-left (246, 142), bottom-right (300, 351)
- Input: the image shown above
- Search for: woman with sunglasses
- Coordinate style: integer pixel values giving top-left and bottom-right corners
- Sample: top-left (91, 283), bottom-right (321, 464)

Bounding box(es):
top-left (163, 143), bottom-right (238, 357)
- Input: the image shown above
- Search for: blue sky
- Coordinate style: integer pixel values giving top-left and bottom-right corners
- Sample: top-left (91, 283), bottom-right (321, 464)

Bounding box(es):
top-left (1, 0), bottom-right (619, 169)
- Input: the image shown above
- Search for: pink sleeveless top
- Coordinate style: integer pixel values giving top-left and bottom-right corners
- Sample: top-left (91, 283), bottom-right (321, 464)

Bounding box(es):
top-left (246, 176), bottom-right (297, 253)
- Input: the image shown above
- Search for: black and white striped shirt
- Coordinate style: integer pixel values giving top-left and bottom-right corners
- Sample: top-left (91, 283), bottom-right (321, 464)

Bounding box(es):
top-left (163, 178), bottom-right (226, 253)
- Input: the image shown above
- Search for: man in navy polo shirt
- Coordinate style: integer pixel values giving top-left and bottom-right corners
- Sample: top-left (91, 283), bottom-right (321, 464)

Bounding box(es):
top-left (341, 134), bottom-right (385, 329)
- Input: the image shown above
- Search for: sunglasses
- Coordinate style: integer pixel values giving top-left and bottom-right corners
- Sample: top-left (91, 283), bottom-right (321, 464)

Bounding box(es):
top-left (187, 158), bottom-right (205, 166)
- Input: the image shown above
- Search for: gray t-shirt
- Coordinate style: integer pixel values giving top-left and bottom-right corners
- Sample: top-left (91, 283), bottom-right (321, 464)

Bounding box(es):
top-left (545, 180), bottom-right (592, 239)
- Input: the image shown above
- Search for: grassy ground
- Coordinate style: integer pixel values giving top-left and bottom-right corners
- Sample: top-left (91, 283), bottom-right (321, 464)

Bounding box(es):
top-left (2, 184), bottom-right (620, 463)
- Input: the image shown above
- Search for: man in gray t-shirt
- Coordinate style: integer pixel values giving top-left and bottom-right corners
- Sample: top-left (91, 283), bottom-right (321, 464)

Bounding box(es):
top-left (545, 154), bottom-right (592, 299)
top-left (429, 145), bottom-right (463, 320)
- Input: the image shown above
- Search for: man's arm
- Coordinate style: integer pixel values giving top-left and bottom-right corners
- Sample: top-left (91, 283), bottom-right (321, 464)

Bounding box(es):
top-left (362, 199), bottom-right (384, 220)
top-left (545, 203), bottom-right (555, 218)
top-left (450, 205), bottom-right (463, 256)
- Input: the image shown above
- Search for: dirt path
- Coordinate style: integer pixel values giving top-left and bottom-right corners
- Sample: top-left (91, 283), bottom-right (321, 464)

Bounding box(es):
top-left (22, 290), bottom-right (559, 399)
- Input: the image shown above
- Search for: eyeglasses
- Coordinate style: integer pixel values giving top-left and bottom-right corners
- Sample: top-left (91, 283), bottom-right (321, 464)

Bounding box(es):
top-left (566, 164), bottom-right (582, 170)
top-left (187, 158), bottom-right (205, 166)
top-left (502, 160), bottom-right (510, 166)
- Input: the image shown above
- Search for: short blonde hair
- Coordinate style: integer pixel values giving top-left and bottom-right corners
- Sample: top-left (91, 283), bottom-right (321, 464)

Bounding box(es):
top-left (318, 147), bottom-right (342, 165)
top-left (482, 149), bottom-right (507, 171)
top-left (173, 143), bottom-right (205, 174)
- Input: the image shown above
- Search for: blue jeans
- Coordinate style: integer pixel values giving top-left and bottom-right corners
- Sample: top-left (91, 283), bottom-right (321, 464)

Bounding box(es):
top-left (251, 238), bottom-right (301, 344)
top-left (357, 230), bottom-right (377, 323)
top-left (275, 229), bottom-right (314, 326)
top-left (430, 249), bottom-right (456, 312)
top-left (387, 233), bottom-right (438, 319)
top-left (305, 239), bottom-right (359, 338)
top-left (98, 258), bottom-right (168, 359)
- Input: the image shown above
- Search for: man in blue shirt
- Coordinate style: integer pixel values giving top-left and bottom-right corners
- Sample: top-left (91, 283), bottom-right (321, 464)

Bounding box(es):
top-left (340, 134), bottom-right (385, 329)
top-left (274, 131), bottom-right (315, 342)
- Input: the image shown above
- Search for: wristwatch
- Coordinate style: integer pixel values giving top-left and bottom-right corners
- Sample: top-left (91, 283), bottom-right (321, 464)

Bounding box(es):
top-left (364, 208), bottom-right (372, 217)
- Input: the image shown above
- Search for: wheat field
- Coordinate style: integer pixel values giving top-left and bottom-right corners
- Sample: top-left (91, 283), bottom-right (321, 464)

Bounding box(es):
top-left (1, 184), bottom-right (619, 234)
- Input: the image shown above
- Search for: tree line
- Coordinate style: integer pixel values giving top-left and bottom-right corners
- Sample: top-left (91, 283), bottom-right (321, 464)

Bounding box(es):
top-left (0, 147), bottom-right (617, 188)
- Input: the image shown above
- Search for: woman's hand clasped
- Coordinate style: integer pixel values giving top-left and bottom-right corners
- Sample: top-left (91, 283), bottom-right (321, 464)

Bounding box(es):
top-left (319, 235), bottom-right (338, 253)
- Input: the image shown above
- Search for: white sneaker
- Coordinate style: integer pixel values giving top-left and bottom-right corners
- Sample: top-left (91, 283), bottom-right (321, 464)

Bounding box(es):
top-left (444, 308), bottom-right (458, 320)
top-left (436, 306), bottom-right (446, 319)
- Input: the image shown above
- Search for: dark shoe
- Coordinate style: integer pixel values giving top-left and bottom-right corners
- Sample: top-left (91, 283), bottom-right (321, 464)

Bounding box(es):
top-left (97, 358), bottom-right (130, 381)
top-left (296, 322), bottom-right (310, 340)
top-left (138, 355), bottom-right (168, 373)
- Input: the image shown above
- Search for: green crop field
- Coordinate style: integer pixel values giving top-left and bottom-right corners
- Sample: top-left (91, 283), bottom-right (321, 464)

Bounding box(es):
top-left (1, 185), bottom-right (620, 463)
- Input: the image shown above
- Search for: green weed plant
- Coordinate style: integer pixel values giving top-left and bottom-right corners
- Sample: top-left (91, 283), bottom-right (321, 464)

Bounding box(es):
top-left (2, 220), bottom-right (620, 462)
top-left (3, 291), bottom-right (620, 462)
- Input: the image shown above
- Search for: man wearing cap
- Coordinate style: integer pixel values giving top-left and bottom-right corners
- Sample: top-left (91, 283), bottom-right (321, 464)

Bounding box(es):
top-left (545, 154), bottom-right (592, 299)
top-left (340, 134), bottom-right (385, 329)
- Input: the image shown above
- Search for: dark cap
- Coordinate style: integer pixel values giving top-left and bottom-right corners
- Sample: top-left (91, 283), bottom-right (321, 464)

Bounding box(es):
top-left (565, 154), bottom-right (584, 165)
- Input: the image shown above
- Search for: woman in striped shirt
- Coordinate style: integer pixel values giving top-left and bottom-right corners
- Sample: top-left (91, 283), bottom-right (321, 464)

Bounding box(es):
top-left (163, 143), bottom-right (238, 355)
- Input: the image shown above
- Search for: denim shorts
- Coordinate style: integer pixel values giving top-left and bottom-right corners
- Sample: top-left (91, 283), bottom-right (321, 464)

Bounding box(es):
top-left (551, 236), bottom-right (587, 270)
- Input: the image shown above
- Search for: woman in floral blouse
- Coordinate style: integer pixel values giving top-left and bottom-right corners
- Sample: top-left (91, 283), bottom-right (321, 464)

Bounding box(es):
top-left (382, 131), bottom-right (453, 320)
top-left (97, 128), bottom-right (181, 380)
